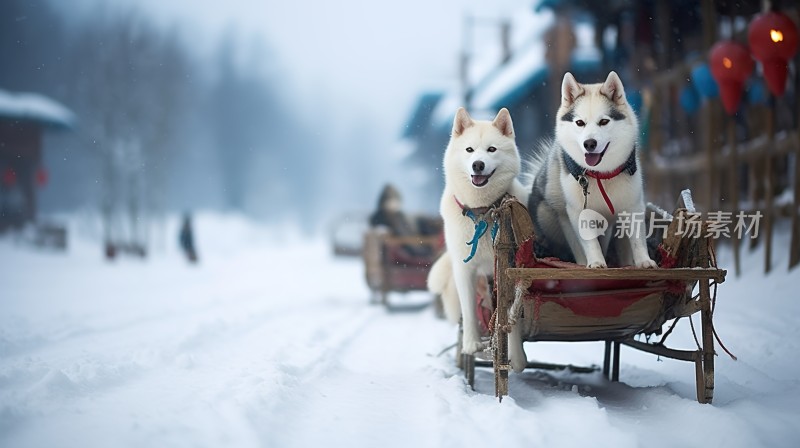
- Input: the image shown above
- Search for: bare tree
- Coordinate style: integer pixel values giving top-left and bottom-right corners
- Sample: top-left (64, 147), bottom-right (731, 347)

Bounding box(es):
top-left (65, 8), bottom-right (192, 255)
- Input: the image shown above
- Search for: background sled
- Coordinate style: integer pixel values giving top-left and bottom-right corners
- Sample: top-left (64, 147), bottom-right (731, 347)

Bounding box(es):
top-left (363, 216), bottom-right (444, 310)
top-left (330, 212), bottom-right (370, 257)
top-left (458, 190), bottom-right (727, 404)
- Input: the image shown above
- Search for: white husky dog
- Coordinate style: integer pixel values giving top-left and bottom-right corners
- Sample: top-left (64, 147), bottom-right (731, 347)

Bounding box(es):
top-left (428, 108), bottom-right (530, 371)
top-left (527, 71), bottom-right (657, 269)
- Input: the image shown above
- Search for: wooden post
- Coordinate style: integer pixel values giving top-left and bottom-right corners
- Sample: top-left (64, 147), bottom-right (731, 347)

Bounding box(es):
top-left (701, 0), bottom-right (718, 213)
top-left (748, 105), bottom-right (765, 251)
top-left (493, 212), bottom-right (514, 400)
top-left (612, 341), bottom-right (621, 382)
top-left (701, 0), bottom-right (717, 52)
top-left (728, 119), bottom-right (741, 276)
top-left (698, 235), bottom-right (715, 404)
top-left (706, 103), bottom-right (719, 214)
top-left (764, 99), bottom-right (775, 274)
top-left (790, 99), bottom-right (800, 269)
top-left (699, 98), bottom-right (714, 213)
top-left (603, 341), bottom-right (611, 378)
top-left (699, 278), bottom-right (715, 404)
top-left (650, 84), bottom-right (665, 205)
top-left (656, 0), bottom-right (672, 70)
top-left (694, 352), bottom-right (705, 403)
top-left (464, 353), bottom-right (476, 389)
top-left (791, 137), bottom-right (800, 270)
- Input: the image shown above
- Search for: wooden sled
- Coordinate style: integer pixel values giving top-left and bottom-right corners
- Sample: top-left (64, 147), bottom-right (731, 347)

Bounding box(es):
top-left (458, 190), bottom-right (727, 404)
top-left (363, 219), bottom-right (444, 309)
top-left (330, 212), bottom-right (369, 257)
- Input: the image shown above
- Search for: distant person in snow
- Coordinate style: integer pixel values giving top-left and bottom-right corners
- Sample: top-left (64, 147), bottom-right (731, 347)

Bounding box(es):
top-left (370, 184), bottom-right (416, 237)
top-left (369, 184), bottom-right (431, 257)
top-left (179, 213), bottom-right (198, 263)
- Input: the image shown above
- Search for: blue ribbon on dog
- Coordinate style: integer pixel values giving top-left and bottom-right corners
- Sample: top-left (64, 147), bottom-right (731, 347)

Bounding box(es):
top-left (461, 204), bottom-right (500, 264)
top-left (463, 219), bottom-right (488, 263)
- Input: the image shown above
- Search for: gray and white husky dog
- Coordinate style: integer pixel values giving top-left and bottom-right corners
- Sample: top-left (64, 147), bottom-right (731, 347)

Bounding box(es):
top-left (527, 71), bottom-right (657, 269)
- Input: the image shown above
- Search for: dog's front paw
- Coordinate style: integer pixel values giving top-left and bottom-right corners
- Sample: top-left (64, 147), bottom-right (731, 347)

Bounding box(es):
top-left (587, 260), bottom-right (607, 269)
top-left (462, 338), bottom-right (488, 355)
top-left (510, 346), bottom-right (527, 373)
top-left (510, 357), bottom-right (526, 373)
top-left (636, 258), bottom-right (658, 269)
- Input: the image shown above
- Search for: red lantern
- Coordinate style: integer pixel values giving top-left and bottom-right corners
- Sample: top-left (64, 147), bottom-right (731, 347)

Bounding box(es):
top-left (710, 41), bottom-right (754, 115)
top-left (748, 11), bottom-right (799, 96)
top-left (36, 167), bottom-right (49, 187)
top-left (1, 168), bottom-right (16, 187)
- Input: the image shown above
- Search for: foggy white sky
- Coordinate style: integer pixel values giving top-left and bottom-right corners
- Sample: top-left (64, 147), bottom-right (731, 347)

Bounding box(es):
top-left (67, 0), bottom-right (532, 139)
top-left (62, 0), bottom-right (536, 212)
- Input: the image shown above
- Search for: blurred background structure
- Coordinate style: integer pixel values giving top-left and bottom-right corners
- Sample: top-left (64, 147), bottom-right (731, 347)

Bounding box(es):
top-left (1, 0), bottom-right (799, 274)
top-left (403, 0), bottom-right (800, 274)
top-left (0, 89), bottom-right (74, 231)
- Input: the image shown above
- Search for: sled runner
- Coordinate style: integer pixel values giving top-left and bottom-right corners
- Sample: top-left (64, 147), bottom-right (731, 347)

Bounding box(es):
top-left (363, 217), bottom-right (444, 308)
top-left (458, 190), bottom-right (727, 404)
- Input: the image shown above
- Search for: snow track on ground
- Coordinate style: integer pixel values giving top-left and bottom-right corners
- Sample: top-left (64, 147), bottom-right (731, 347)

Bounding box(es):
top-left (2, 218), bottom-right (800, 447)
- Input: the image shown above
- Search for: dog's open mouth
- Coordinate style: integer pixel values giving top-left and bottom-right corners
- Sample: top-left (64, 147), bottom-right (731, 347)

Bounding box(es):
top-left (471, 170), bottom-right (495, 187)
top-left (584, 142), bottom-right (610, 167)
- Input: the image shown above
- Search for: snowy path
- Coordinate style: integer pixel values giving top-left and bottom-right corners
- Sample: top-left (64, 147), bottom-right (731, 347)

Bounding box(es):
top-left (2, 218), bottom-right (800, 447)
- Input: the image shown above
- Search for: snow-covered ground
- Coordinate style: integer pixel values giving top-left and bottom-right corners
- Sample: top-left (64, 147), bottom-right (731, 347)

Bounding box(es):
top-left (2, 214), bottom-right (799, 447)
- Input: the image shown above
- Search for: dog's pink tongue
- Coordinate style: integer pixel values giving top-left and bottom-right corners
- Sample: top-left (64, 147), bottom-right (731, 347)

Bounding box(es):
top-left (585, 153), bottom-right (602, 167)
top-left (471, 175), bottom-right (488, 186)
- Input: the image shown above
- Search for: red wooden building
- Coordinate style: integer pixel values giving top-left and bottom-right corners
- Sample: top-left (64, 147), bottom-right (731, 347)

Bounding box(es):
top-left (0, 89), bottom-right (74, 230)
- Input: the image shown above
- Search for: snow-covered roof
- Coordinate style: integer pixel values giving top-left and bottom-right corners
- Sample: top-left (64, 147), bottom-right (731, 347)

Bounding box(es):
top-left (471, 40), bottom-right (548, 111)
top-left (429, 9), bottom-right (555, 131)
top-left (0, 89), bottom-right (76, 129)
top-left (429, 40), bottom-right (548, 132)
top-left (471, 20), bottom-right (600, 111)
top-left (426, 9), bottom-right (603, 133)
top-left (402, 92), bottom-right (444, 139)
top-left (431, 90), bottom-right (463, 133)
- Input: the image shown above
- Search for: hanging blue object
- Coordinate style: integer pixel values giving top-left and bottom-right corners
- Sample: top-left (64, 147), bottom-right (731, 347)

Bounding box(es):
top-left (691, 64), bottom-right (719, 99)
top-left (463, 219), bottom-right (488, 263)
top-left (679, 85), bottom-right (701, 114)
top-left (746, 78), bottom-right (768, 105)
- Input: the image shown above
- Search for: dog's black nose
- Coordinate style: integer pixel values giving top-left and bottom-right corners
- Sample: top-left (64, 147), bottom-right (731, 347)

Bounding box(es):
top-left (472, 160), bottom-right (485, 173)
top-left (583, 139), bottom-right (598, 152)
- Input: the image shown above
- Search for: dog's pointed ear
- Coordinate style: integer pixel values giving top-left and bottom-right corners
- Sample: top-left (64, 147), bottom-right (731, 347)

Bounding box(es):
top-left (561, 72), bottom-right (584, 106)
top-left (452, 107), bottom-right (474, 136)
top-left (492, 108), bottom-right (514, 137)
top-left (600, 71), bottom-right (626, 105)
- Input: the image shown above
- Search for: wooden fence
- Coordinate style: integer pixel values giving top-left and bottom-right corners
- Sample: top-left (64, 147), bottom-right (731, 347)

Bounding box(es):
top-left (643, 60), bottom-right (800, 276)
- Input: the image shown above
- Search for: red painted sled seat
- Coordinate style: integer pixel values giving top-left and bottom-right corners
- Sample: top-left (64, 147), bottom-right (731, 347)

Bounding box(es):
top-left (363, 222), bottom-right (444, 305)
